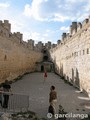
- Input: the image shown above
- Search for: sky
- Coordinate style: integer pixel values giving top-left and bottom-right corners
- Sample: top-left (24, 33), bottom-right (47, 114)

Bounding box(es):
top-left (0, 0), bottom-right (90, 44)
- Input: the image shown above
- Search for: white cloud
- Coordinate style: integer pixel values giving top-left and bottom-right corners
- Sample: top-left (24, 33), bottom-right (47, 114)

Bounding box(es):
top-left (77, 13), bottom-right (89, 21)
top-left (0, 0), bottom-right (90, 44)
top-left (26, 31), bottom-right (52, 43)
top-left (23, 0), bottom-right (46, 21)
top-left (83, 0), bottom-right (90, 12)
top-left (0, 3), bottom-right (9, 8)
top-left (22, 32), bottom-right (31, 41)
top-left (68, 0), bottom-right (88, 3)
top-left (65, 0), bottom-right (78, 3)
top-left (46, 29), bottom-right (51, 32)
top-left (23, 0), bottom-right (90, 22)
top-left (53, 13), bottom-right (70, 22)
top-left (10, 20), bottom-right (24, 32)
top-left (30, 32), bottom-right (40, 41)
top-left (23, 4), bottom-right (32, 17)
top-left (44, 0), bottom-right (48, 2)
top-left (10, 20), bottom-right (31, 41)
top-left (60, 26), bottom-right (69, 31)
top-left (43, 33), bottom-right (48, 37)
top-left (0, 2), bottom-right (11, 20)
top-left (23, 0), bottom-right (75, 22)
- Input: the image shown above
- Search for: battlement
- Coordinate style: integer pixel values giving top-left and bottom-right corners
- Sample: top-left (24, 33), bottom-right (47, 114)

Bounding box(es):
top-left (0, 20), bottom-right (2, 25)
top-left (82, 18), bottom-right (89, 26)
top-left (10, 32), bottom-right (23, 44)
top-left (15, 32), bottom-right (23, 41)
top-left (27, 39), bottom-right (34, 50)
top-left (45, 41), bottom-right (51, 49)
top-left (3, 20), bottom-right (11, 31)
top-left (70, 22), bottom-right (77, 35)
top-left (62, 33), bottom-right (67, 40)
top-left (50, 16), bottom-right (90, 96)
top-left (77, 22), bottom-right (82, 31)
top-left (0, 20), bottom-right (11, 38)
top-left (0, 20), bottom-right (11, 32)
top-left (54, 15), bottom-right (90, 49)
top-left (0, 15), bottom-right (90, 51)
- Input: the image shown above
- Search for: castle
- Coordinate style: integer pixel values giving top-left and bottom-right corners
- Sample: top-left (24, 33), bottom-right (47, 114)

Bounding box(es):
top-left (0, 16), bottom-right (90, 96)
top-left (50, 16), bottom-right (90, 96)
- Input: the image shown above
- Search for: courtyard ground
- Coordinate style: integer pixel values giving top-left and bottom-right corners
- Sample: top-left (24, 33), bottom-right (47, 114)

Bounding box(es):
top-left (11, 72), bottom-right (90, 119)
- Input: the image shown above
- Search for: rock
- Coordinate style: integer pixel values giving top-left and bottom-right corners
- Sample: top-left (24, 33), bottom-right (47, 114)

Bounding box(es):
top-left (1, 113), bottom-right (12, 120)
top-left (0, 111), bottom-right (48, 120)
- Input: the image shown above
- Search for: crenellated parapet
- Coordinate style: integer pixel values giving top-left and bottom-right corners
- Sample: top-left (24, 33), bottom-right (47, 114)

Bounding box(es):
top-left (10, 32), bottom-right (23, 44)
top-left (51, 43), bottom-right (57, 49)
top-left (0, 16), bottom-right (90, 52)
top-left (54, 15), bottom-right (90, 49)
top-left (0, 20), bottom-right (11, 38)
top-left (57, 40), bottom-right (61, 45)
top-left (70, 22), bottom-right (77, 35)
top-left (0, 20), bottom-right (57, 51)
top-left (14, 32), bottom-right (22, 41)
top-left (3, 20), bottom-right (11, 32)
top-left (62, 33), bottom-right (67, 40)
top-left (45, 41), bottom-right (51, 49)
top-left (15, 32), bottom-right (23, 41)
top-left (34, 41), bottom-right (44, 51)
top-left (77, 22), bottom-right (82, 31)
top-left (82, 18), bottom-right (89, 26)
top-left (27, 39), bottom-right (34, 50)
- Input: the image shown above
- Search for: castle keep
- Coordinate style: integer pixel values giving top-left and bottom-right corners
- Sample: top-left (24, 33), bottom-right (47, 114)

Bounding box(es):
top-left (0, 17), bottom-right (90, 96)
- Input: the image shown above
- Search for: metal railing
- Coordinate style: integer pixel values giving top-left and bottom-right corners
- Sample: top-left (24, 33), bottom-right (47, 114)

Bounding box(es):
top-left (0, 91), bottom-right (29, 113)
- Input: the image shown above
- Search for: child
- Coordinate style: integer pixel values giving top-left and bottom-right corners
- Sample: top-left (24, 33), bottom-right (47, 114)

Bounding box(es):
top-left (44, 70), bottom-right (47, 82)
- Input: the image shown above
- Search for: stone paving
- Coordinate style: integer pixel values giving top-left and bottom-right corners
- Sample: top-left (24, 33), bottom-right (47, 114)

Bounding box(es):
top-left (11, 72), bottom-right (90, 119)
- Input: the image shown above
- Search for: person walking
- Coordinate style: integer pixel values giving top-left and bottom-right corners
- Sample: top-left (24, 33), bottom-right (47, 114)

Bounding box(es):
top-left (2, 80), bottom-right (12, 108)
top-left (43, 70), bottom-right (47, 82)
top-left (49, 85), bottom-right (57, 114)
top-left (0, 87), bottom-right (3, 107)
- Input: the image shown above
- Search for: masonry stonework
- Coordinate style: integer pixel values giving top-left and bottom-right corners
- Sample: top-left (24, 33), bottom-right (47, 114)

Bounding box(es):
top-left (0, 20), bottom-right (43, 83)
top-left (50, 17), bottom-right (90, 96)
top-left (0, 17), bottom-right (90, 96)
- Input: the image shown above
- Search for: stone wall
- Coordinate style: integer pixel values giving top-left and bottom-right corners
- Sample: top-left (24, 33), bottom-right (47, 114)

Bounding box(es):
top-left (50, 17), bottom-right (90, 95)
top-left (0, 35), bottom-right (43, 83)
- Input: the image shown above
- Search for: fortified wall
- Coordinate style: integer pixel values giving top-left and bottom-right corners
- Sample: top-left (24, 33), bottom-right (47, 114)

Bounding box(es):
top-left (50, 16), bottom-right (90, 95)
top-left (0, 20), bottom-right (43, 83)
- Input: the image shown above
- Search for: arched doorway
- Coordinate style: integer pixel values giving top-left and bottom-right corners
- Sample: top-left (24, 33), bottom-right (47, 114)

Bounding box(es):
top-left (41, 65), bottom-right (44, 72)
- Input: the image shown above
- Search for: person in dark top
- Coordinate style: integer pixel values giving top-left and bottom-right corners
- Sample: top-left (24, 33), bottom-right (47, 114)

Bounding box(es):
top-left (2, 80), bottom-right (12, 108)
top-left (0, 87), bottom-right (3, 107)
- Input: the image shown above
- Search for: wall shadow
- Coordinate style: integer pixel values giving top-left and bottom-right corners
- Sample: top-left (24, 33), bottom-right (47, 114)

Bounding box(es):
top-left (75, 68), bottom-right (80, 88)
